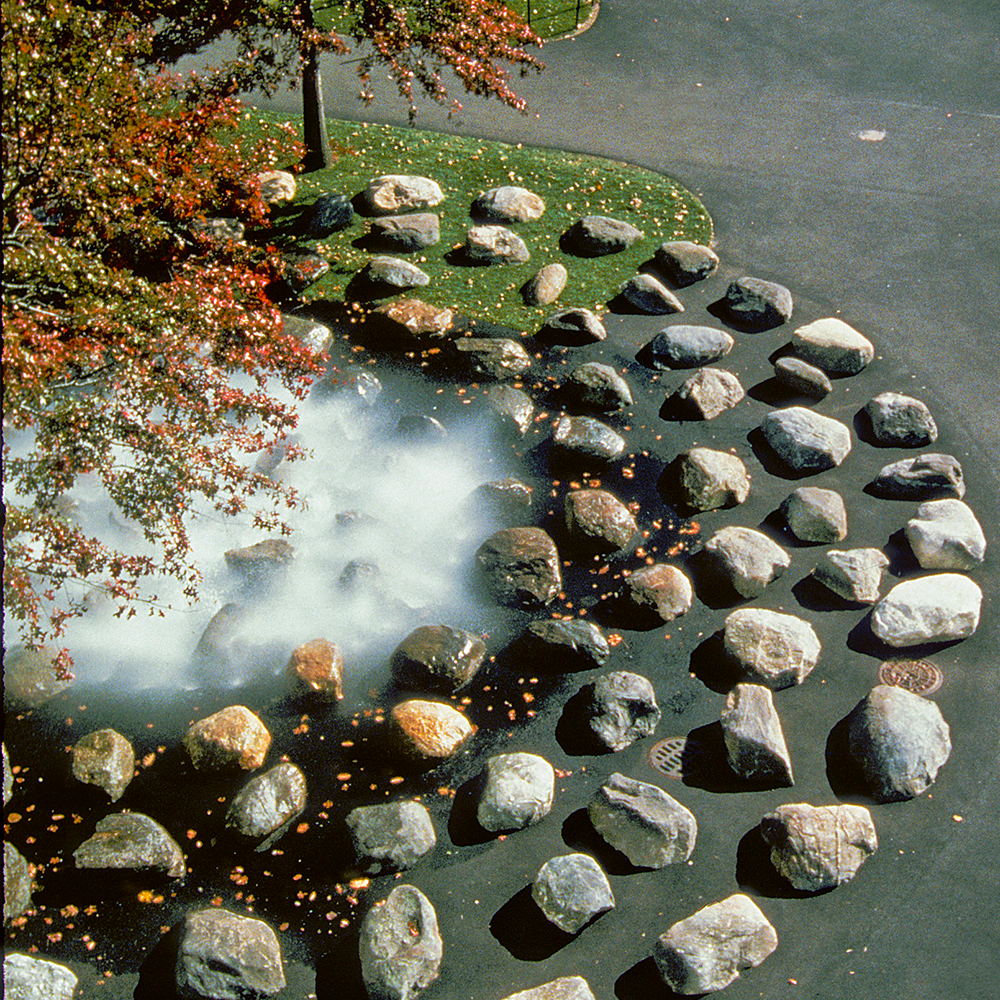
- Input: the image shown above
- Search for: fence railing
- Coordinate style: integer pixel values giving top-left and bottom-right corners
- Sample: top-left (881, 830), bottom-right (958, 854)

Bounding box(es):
top-left (512, 0), bottom-right (595, 38)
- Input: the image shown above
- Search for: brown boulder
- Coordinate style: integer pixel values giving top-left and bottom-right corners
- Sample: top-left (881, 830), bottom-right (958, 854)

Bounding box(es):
top-left (288, 639), bottom-right (344, 700)
top-left (392, 699), bottom-right (476, 758)
top-left (184, 706), bottom-right (271, 771)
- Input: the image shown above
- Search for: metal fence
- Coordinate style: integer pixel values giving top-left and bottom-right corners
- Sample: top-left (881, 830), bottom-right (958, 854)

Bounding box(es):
top-left (516, 0), bottom-right (595, 37)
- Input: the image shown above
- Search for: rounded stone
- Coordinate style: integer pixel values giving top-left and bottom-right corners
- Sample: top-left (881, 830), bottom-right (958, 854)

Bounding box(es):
top-left (287, 638), bottom-right (344, 700)
top-left (532, 853), bottom-right (615, 934)
top-left (477, 752), bottom-right (555, 832)
top-left (184, 706), bottom-right (272, 771)
top-left (391, 699), bottom-right (475, 758)
top-left (71, 728), bottom-right (135, 802)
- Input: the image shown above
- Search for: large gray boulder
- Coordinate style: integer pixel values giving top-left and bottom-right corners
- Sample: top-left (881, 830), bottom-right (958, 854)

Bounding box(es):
top-left (226, 762), bottom-right (307, 849)
top-left (647, 325), bottom-right (734, 368)
top-left (585, 671), bottom-right (661, 751)
top-left (476, 527), bottom-right (562, 608)
top-left (368, 298), bottom-right (454, 342)
top-left (485, 385), bottom-right (534, 435)
top-left (347, 801), bottom-right (436, 873)
top-left (565, 489), bottom-right (637, 552)
top-left (368, 213), bottom-right (440, 250)
top-left (465, 225), bottom-right (530, 264)
top-left (478, 753), bottom-right (555, 832)
top-left (905, 499), bottom-right (986, 570)
top-left (563, 215), bottom-right (643, 256)
top-left (723, 277), bottom-right (793, 328)
top-left (760, 406), bottom-right (852, 471)
top-left (865, 392), bottom-right (938, 446)
top-left (362, 255), bottom-right (429, 289)
top-left (551, 415), bottom-right (626, 462)
top-left (71, 728), bottom-right (135, 801)
top-left (703, 527), bottom-right (790, 598)
top-left (721, 684), bottom-right (794, 785)
top-left (501, 978), bottom-right (596, 1000)
top-left (2, 645), bottom-right (72, 709)
top-left (363, 175), bottom-right (444, 215)
top-left (620, 273), bottom-right (684, 313)
top-left (869, 453), bottom-right (965, 499)
top-left (454, 338), bottom-right (532, 380)
top-left (564, 362), bottom-right (633, 412)
top-left (4, 953), bottom-right (78, 1000)
top-left (3, 743), bottom-right (12, 805)
top-left (522, 263), bottom-right (568, 305)
top-left (588, 773), bottom-right (697, 868)
top-left (760, 803), bottom-right (878, 891)
top-left (654, 894), bottom-right (778, 994)
top-left (668, 368), bottom-right (744, 420)
top-left (473, 185), bottom-right (545, 222)
top-left (845, 685), bottom-right (951, 801)
top-left (537, 308), bottom-right (607, 345)
top-left (4, 842), bottom-right (32, 924)
top-left (532, 854), bottom-right (615, 934)
top-left (258, 169), bottom-right (296, 204)
top-left (620, 563), bottom-right (694, 623)
top-left (790, 317), bottom-right (874, 374)
top-left (871, 574), bottom-right (982, 646)
top-left (662, 447), bottom-right (750, 511)
top-left (176, 909), bottom-right (285, 1000)
top-left (780, 487), bottom-right (847, 543)
top-left (724, 608), bottom-right (820, 688)
top-left (813, 548), bottom-right (889, 604)
top-left (359, 885), bottom-right (442, 1000)
top-left (287, 638), bottom-right (344, 700)
top-left (74, 812), bottom-right (186, 878)
top-left (391, 625), bottom-right (486, 693)
top-left (773, 356), bottom-right (832, 399)
top-left (654, 241), bottom-right (719, 286)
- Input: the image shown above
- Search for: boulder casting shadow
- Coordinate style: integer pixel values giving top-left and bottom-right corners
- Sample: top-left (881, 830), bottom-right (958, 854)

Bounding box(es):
top-left (735, 824), bottom-right (827, 899)
top-left (489, 885), bottom-right (575, 961)
top-left (688, 631), bottom-right (742, 693)
top-left (616, 956), bottom-right (701, 1000)
top-left (561, 808), bottom-right (647, 876)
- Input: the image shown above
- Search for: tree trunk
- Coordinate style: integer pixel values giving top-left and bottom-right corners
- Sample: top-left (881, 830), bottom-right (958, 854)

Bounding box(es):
top-left (301, 40), bottom-right (333, 171)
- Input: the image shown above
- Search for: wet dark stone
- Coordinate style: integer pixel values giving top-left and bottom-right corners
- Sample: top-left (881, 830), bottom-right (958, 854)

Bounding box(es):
top-left (551, 415), bottom-right (625, 462)
top-left (71, 728), bottom-right (135, 802)
top-left (523, 619), bottom-right (611, 669)
top-left (2, 645), bottom-right (72, 709)
top-left (73, 812), bottom-right (186, 878)
top-left (391, 625), bottom-right (486, 692)
top-left (476, 527), bottom-right (563, 608)
top-left (536, 308), bottom-right (607, 345)
top-left (304, 192), bottom-right (355, 235)
top-left (584, 671), bottom-right (661, 751)
top-left (868, 453), bottom-right (965, 499)
top-left (347, 800), bottom-right (436, 873)
top-left (226, 762), bottom-right (307, 850)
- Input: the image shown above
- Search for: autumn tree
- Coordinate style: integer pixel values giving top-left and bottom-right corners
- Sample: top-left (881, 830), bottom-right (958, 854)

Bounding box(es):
top-left (115, 0), bottom-right (543, 169)
top-left (2, 0), bottom-right (324, 669)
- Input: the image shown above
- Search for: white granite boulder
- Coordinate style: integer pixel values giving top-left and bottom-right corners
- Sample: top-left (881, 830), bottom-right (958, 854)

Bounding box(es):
top-left (871, 574), bottom-right (982, 646)
top-left (654, 241), bottom-right (719, 286)
top-left (790, 317), bottom-right (874, 374)
top-left (620, 273), bottom-right (684, 313)
top-left (865, 392), bottom-right (938, 446)
top-left (473, 185), bottom-right (545, 222)
top-left (780, 486), bottom-right (847, 542)
top-left (905, 499), bottom-right (986, 570)
top-left (364, 175), bottom-right (444, 215)
top-left (760, 406), bottom-right (852, 471)
top-left (523, 263), bottom-right (568, 305)
top-left (478, 752), bottom-right (555, 832)
top-left (721, 684), bottom-right (794, 786)
top-left (647, 325), bottom-right (734, 368)
top-left (501, 979), bottom-right (596, 1000)
top-left (704, 527), bottom-right (790, 598)
top-left (531, 854), bottom-right (615, 934)
top-left (4, 953), bottom-right (78, 1000)
top-left (724, 608), bottom-right (820, 689)
top-left (663, 447), bottom-right (751, 511)
top-left (465, 224), bottom-right (530, 264)
top-left (813, 548), bottom-right (890, 604)
top-left (668, 368), bottom-right (745, 420)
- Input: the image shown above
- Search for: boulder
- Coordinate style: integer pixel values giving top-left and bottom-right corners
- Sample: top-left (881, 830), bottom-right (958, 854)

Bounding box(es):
top-left (473, 185), bottom-right (545, 222)
top-left (465, 224), bottom-right (530, 264)
top-left (304, 192), bottom-right (354, 235)
top-left (2, 645), bottom-right (72, 709)
top-left (869, 453), bottom-right (965, 499)
top-left (471, 478), bottom-right (534, 521)
top-left (551, 415), bottom-right (625, 462)
top-left (871, 574), bottom-right (982, 646)
top-left (224, 538), bottom-right (294, 584)
top-left (523, 619), bottom-right (611, 669)
top-left (4, 842), bottom-right (32, 923)
top-left (73, 812), bottom-right (185, 878)
top-left (773, 356), bottom-right (832, 399)
top-left (703, 527), bottom-right (790, 598)
top-left (654, 241), bottom-right (719, 286)
top-left (845, 684), bottom-right (951, 801)
top-left (369, 213), bottom-right (440, 250)
top-left (536, 308), bottom-right (607, 345)
top-left (760, 406), bottom-right (852, 471)
top-left (190, 217), bottom-right (244, 244)
top-left (522, 263), bottom-right (568, 306)
top-left (478, 753), bottom-right (555, 832)
top-left (391, 699), bottom-right (475, 759)
top-left (226, 762), bottom-right (307, 849)
top-left (661, 447), bottom-right (750, 511)
top-left (359, 885), bottom-right (442, 1000)
top-left (484, 385), bottom-right (534, 435)
top-left (621, 564), bottom-right (693, 623)
top-left (791, 317), bottom-right (874, 374)
top-left (562, 215), bottom-right (643, 256)
top-left (501, 978), bottom-right (596, 1000)
top-left (363, 175), bottom-right (444, 215)
top-left (476, 527), bottom-right (562, 608)
top-left (3, 744), bottom-right (12, 805)
top-left (723, 277), bottom-right (793, 328)
top-left (176, 908), bottom-right (285, 1000)
top-left (720, 684), bottom-right (794, 785)
top-left (668, 368), bottom-right (745, 420)
top-left (813, 548), bottom-right (889, 604)
top-left (905, 498), bottom-right (986, 570)
top-left (865, 392), bottom-right (938, 446)
top-left (585, 671), bottom-right (661, 751)
top-left (368, 298), bottom-right (455, 342)
top-left (780, 487), bottom-right (847, 542)
top-left (454, 337), bottom-right (531, 379)
top-left (760, 803), bottom-right (877, 891)
top-left (723, 608), bottom-right (820, 689)
top-left (362, 255), bottom-right (429, 289)
top-left (564, 489), bottom-right (637, 552)
top-left (258, 169), bottom-right (296, 204)
top-left (71, 728), bottom-right (135, 801)
top-left (347, 801), bottom-right (436, 872)
top-left (564, 362), bottom-right (633, 412)
top-left (532, 854), bottom-right (615, 933)
top-left (3, 954), bottom-right (78, 1000)
top-left (654, 894), bottom-right (777, 994)
top-left (647, 325), bottom-right (733, 368)
top-left (620, 273), bottom-right (684, 314)
top-left (287, 638), bottom-right (344, 700)
top-left (338, 559), bottom-right (383, 595)
top-left (391, 625), bottom-right (486, 693)
top-left (278, 252), bottom-right (330, 294)
top-left (184, 706), bottom-right (271, 771)
top-left (588, 773), bottom-right (697, 868)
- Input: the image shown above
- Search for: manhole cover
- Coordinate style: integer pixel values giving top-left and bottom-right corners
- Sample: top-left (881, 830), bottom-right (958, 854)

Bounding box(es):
top-left (649, 737), bottom-right (687, 778)
top-left (878, 659), bottom-right (943, 696)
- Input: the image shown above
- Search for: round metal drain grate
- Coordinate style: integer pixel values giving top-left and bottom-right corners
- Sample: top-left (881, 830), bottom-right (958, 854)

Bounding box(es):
top-left (649, 737), bottom-right (687, 778)
top-left (878, 659), bottom-right (943, 696)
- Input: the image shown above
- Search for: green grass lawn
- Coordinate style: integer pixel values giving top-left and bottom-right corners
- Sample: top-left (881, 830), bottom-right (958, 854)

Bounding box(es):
top-left (249, 110), bottom-right (713, 331)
